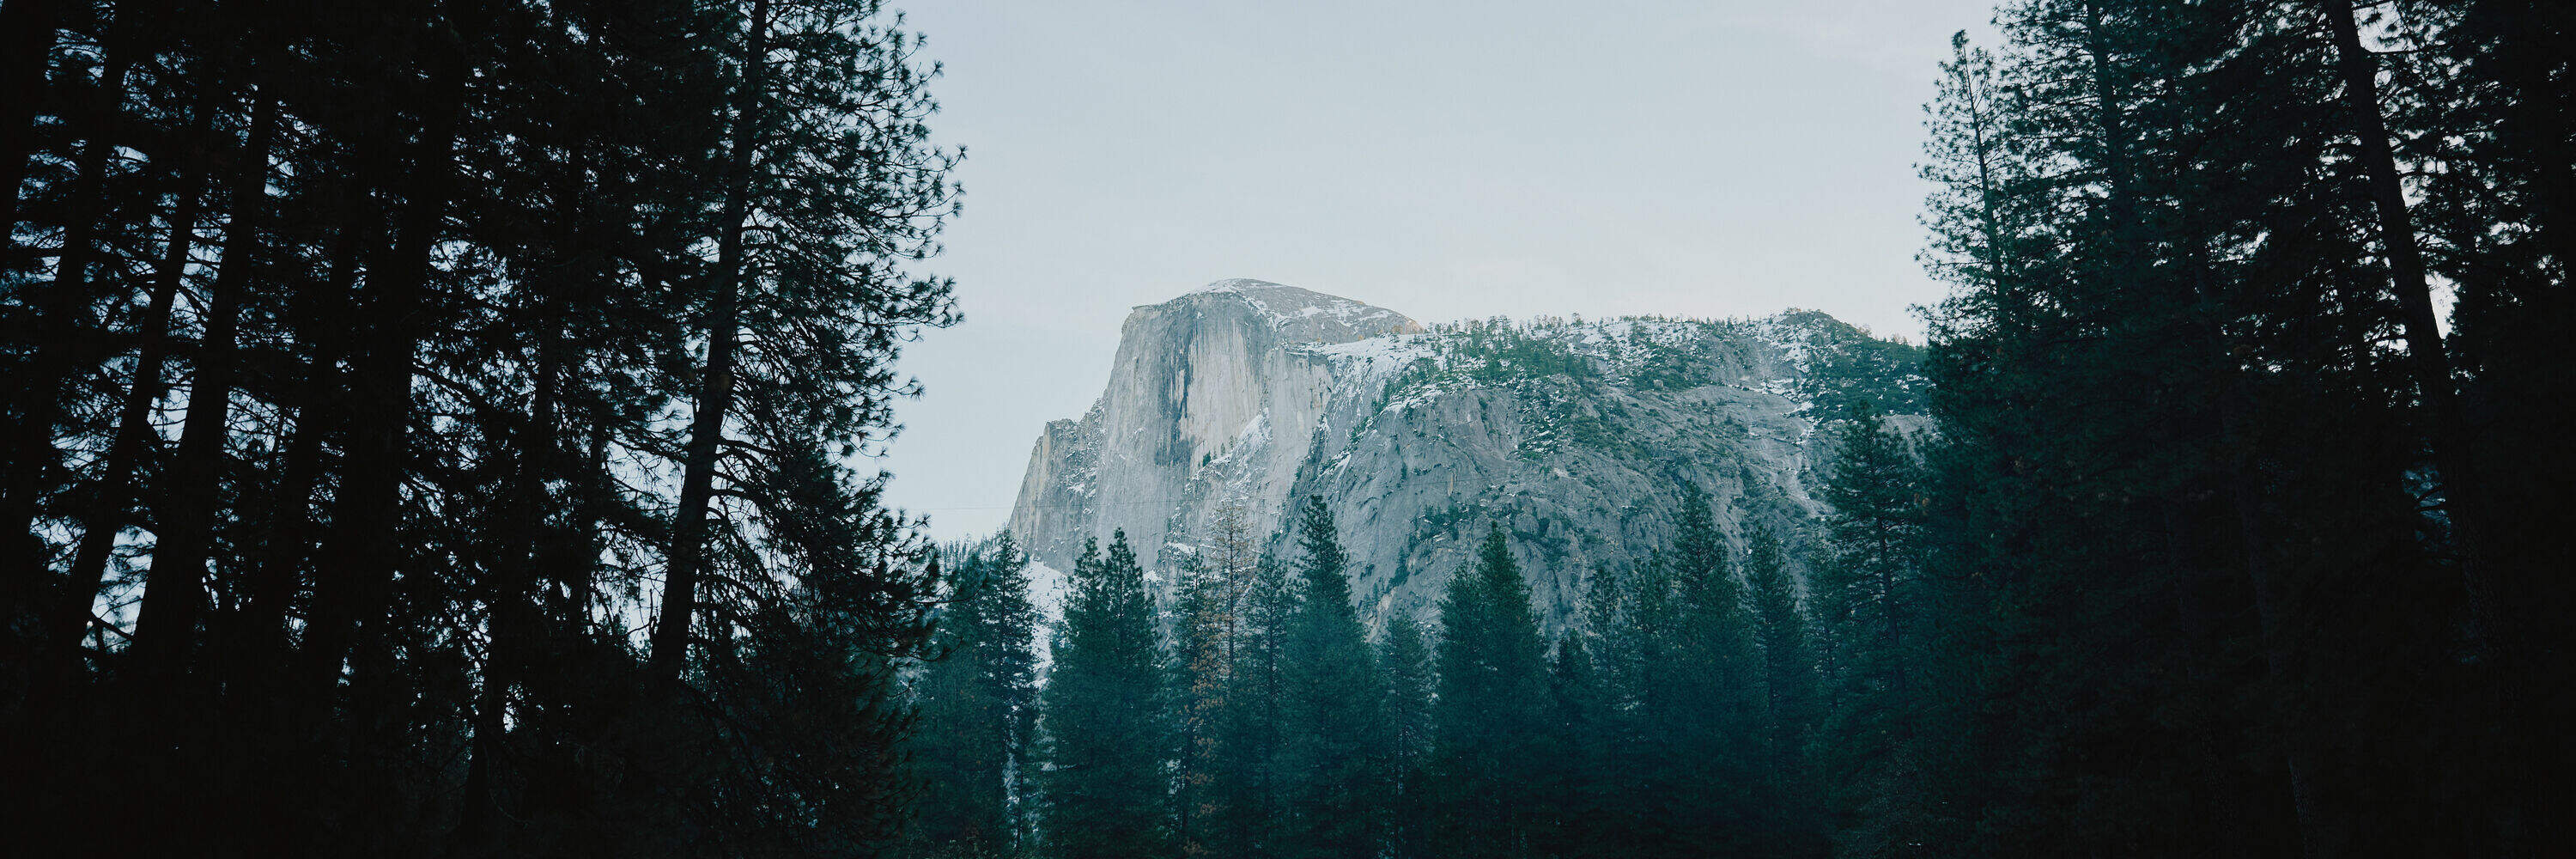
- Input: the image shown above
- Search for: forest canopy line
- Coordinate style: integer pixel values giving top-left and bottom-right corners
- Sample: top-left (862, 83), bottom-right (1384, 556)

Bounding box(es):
top-left (3, 1), bottom-right (2568, 858)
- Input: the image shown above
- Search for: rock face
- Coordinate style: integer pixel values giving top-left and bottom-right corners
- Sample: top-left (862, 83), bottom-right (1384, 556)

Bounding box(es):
top-left (1009, 279), bottom-right (1923, 631)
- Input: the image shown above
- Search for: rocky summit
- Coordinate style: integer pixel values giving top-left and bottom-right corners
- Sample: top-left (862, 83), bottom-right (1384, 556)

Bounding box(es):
top-left (1009, 279), bottom-right (1925, 631)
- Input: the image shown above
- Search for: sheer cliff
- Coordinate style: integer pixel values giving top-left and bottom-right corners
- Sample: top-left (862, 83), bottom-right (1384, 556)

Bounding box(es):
top-left (1008, 279), bottom-right (1924, 631)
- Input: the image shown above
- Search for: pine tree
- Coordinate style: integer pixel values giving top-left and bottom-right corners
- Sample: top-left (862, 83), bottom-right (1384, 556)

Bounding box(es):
top-left (908, 533), bottom-right (1042, 857)
top-left (1218, 545), bottom-right (1291, 859)
top-left (1583, 551), bottom-right (1684, 859)
top-left (1540, 634), bottom-right (1611, 859)
top-left (1279, 496), bottom-right (1382, 859)
top-left (1664, 482), bottom-right (1762, 854)
top-left (1376, 608), bottom-right (1435, 859)
top-left (1812, 402), bottom-right (1934, 854)
top-left (1429, 525), bottom-right (1550, 859)
top-left (1742, 524), bottom-right (1823, 857)
top-left (1573, 562), bottom-right (1660, 859)
top-left (1042, 533), bottom-right (1172, 859)
top-left (649, 0), bottom-right (960, 685)
top-left (1171, 503), bottom-right (1273, 858)
top-left (1816, 405), bottom-right (1919, 703)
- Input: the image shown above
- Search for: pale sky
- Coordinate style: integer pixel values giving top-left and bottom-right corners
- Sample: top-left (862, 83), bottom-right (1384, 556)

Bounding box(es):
top-left (879, 0), bottom-right (2003, 538)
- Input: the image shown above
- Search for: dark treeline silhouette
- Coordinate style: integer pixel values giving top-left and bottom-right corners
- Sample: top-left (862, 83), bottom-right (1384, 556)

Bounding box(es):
top-left (9, 0), bottom-right (2568, 856)
top-left (3, 0), bottom-right (958, 854)
top-left (900, 3), bottom-right (2570, 858)
top-left (1902, 0), bottom-right (2568, 854)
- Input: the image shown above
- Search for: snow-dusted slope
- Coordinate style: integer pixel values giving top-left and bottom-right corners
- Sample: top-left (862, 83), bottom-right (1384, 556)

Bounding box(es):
top-left (1009, 281), bottom-right (1923, 631)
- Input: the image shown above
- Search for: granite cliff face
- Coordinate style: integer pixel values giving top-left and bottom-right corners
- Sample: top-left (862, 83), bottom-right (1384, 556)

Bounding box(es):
top-left (1009, 280), bottom-right (1923, 631)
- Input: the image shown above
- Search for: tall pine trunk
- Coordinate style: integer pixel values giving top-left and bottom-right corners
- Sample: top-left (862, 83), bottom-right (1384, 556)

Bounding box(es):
top-left (234, 217), bottom-right (362, 667)
top-left (133, 94), bottom-right (276, 673)
top-left (298, 14), bottom-right (470, 713)
top-left (3, 23), bottom-right (135, 588)
top-left (455, 135), bottom-right (585, 848)
top-left (2319, 1), bottom-right (2498, 655)
top-left (2203, 285), bottom-right (2331, 858)
top-left (648, 0), bottom-right (768, 682)
top-left (51, 100), bottom-right (214, 655)
top-left (2077, 3), bottom-right (2329, 850)
top-left (560, 425), bottom-right (607, 625)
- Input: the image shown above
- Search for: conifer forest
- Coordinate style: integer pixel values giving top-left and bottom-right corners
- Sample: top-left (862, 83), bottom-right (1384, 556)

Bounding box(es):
top-left (2, 0), bottom-right (2568, 856)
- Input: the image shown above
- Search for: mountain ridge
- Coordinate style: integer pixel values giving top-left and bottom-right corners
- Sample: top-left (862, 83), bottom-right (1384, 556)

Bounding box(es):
top-left (1009, 280), bottom-right (1925, 630)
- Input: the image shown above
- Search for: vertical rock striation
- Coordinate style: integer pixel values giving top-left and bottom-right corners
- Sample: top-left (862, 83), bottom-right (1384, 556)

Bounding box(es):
top-left (1010, 279), bottom-right (1924, 631)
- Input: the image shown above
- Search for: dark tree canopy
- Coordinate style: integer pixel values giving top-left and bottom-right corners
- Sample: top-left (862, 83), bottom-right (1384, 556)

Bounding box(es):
top-left (3, 0), bottom-right (957, 854)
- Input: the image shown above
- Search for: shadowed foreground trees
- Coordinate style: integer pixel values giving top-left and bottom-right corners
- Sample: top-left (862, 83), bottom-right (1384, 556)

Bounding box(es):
top-left (3, 0), bottom-right (957, 854)
top-left (7, 0), bottom-right (2565, 857)
top-left (1898, 1), bottom-right (2574, 855)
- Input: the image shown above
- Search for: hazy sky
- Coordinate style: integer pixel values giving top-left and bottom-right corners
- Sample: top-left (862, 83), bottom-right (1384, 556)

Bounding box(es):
top-left (879, 0), bottom-right (2003, 538)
